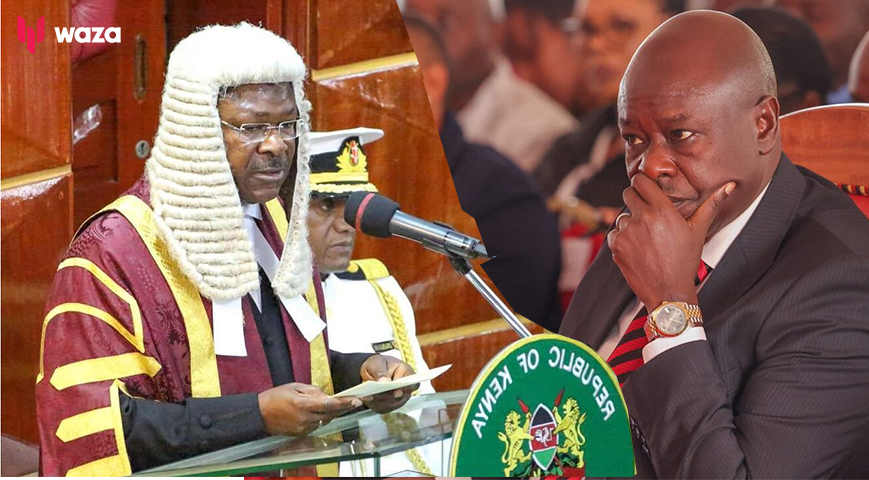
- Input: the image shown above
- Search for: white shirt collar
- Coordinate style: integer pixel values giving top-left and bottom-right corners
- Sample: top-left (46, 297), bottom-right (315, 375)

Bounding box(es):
top-left (242, 203), bottom-right (263, 311)
top-left (701, 181), bottom-right (770, 269)
top-left (242, 202), bottom-right (262, 220)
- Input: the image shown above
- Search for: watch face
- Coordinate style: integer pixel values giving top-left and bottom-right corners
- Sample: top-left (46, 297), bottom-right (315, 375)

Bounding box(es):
top-left (657, 304), bottom-right (688, 335)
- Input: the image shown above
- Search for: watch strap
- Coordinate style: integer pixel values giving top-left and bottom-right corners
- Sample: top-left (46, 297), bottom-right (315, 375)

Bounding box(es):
top-left (645, 302), bottom-right (703, 341)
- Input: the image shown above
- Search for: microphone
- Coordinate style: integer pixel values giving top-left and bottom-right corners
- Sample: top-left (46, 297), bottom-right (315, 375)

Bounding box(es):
top-left (344, 192), bottom-right (489, 260)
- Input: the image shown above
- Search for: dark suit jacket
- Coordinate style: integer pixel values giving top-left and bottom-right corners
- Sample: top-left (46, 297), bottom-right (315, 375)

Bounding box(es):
top-left (558, 155), bottom-right (869, 478)
top-left (441, 112), bottom-right (563, 331)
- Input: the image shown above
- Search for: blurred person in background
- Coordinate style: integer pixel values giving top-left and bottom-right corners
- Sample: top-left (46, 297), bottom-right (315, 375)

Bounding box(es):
top-left (502, 0), bottom-right (594, 118)
top-left (403, 0), bottom-right (577, 173)
top-left (731, 6), bottom-right (834, 114)
top-left (534, 0), bottom-right (684, 308)
top-left (773, 0), bottom-right (869, 104)
top-left (691, 0), bottom-right (765, 11)
top-left (405, 14), bottom-right (564, 331)
top-left (849, 31), bottom-right (869, 103)
top-left (535, 0), bottom-right (684, 199)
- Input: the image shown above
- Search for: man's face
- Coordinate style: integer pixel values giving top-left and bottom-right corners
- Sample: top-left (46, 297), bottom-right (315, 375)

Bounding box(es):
top-left (573, 0), bottom-right (669, 104)
top-left (618, 85), bottom-right (772, 238)
top-left (533, 16), bottom-right (584, 110)
top-left (405, 0), bottom-right (493, 95)
top-left (308, 196), bottom-right (356, 274)
top-left (503, 10), bottom-right (581, 109)
top-left (218, 83), bottom-right (298, 204)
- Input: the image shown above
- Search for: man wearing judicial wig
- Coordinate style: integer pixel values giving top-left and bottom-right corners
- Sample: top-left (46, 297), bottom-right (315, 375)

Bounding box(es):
top-left (558, 10), bottom-right (869, 478)
top-left (35, 23), bottom-right (416, 476)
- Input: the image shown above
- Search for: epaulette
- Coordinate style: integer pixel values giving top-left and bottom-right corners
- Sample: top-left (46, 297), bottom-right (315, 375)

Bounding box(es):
top-left (335, 258), bottom-right (390, 280)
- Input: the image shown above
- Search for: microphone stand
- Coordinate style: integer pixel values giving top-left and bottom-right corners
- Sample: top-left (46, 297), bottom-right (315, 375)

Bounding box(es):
top-left (445, 253), bottom-right (532, 339)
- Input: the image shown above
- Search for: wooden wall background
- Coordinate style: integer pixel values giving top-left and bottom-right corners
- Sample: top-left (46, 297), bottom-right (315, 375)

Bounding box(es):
top-left (2, 0), bottom-right (74, 449)
top-left (0, 0), bottom-right (540, 452)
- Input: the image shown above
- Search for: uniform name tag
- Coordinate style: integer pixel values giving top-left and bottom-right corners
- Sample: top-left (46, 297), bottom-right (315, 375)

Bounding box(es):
top-left (371, 340), bottom-right (396, 353)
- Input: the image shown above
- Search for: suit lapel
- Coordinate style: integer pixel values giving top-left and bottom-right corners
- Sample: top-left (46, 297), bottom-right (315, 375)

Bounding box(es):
top-left (699, 155), bottom-right (805, 323)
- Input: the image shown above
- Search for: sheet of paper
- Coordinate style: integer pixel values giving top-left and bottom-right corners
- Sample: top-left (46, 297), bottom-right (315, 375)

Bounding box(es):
top-left (332, 364), bottom-right (452, 398)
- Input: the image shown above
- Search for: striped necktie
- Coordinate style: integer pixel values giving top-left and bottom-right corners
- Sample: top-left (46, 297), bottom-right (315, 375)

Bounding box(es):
top-left (607, 262), bottom-right (710, 386)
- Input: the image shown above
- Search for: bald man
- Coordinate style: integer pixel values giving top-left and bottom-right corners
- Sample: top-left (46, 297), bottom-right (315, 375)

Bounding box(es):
top-left (558, 11), bottom-right (869, 478)
top-left (849, 31), bottom-right (869, 103)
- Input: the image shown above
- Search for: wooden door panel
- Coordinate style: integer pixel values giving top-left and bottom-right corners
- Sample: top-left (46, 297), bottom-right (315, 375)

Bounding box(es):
top-left (70, 0), bottom-right (165, 225)
top-left (0, 2), bottom-right (71, 179)
top-left (114, 1), bottom-right (165, 188)
top-left (1, 174), bottom-right (73, 444)
top-left (167, 0), bottom-right (268, 52)
top-left (312, 0), bottom-right (412, 69)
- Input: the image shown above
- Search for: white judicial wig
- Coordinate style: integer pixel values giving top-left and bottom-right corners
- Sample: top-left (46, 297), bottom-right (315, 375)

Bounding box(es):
top-left (145, 22), bottom-right (313, 301)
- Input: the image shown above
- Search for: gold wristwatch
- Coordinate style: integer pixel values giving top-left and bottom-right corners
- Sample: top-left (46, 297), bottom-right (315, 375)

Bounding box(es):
top-left (644, 302), bottom-right (704, 341)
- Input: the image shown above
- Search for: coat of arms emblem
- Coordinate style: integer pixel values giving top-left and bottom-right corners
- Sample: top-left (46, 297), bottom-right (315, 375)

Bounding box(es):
top-left (336, 138), bottom-right (367, 172)
top-left (498, 388), bottom-right (587, 477)
top-left (449, 334), bottom-right (635, 477)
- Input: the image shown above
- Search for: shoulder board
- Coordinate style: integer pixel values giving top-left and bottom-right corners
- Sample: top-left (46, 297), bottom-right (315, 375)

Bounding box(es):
top-left (338, 258), bottom-right (390, 280)
top-left (334, 269), bottom-right (367, 281)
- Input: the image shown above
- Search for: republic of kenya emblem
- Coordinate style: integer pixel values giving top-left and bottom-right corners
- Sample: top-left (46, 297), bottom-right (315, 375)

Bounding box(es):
top-left (450, 334), bottom-right (635, 477)
top-left (498, 389), bottom-right (587, 476)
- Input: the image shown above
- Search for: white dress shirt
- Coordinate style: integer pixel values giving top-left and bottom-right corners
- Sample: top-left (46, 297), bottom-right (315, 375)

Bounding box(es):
top-left (242, 203), bottom-right (264, 311)
top-left (597, 181), bottom-right (771, 363)
top-left (210, 203), bottom-right (266, 357)
top-left (457, 56), bottom-right (578, 172)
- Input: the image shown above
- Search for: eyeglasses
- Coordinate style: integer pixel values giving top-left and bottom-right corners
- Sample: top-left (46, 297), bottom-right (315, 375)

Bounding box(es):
top-left (220, 118), bottom-right (307, 143)
top-left (561, 16), bottom-right (638, 47)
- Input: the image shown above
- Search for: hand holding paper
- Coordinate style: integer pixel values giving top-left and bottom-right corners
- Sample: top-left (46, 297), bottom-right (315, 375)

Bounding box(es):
top-left (343, 355), bottom-right (451, 414)
top-left (335, 364), bottom-right (452, 399)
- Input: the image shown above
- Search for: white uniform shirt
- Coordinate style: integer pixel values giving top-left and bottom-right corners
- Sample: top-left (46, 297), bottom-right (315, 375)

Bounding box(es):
top-left (322, 270), bottom-right (446, 476)
top-left (322, 273), bottom-right (434, 394)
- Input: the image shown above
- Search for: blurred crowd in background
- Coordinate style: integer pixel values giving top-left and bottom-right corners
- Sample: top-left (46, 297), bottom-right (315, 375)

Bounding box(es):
top-left (400, 0), bottom-right (869, 328)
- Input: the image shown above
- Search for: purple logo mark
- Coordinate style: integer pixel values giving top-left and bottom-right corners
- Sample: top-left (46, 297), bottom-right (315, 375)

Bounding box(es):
top-left (17, 16), bottom-right (45, 54)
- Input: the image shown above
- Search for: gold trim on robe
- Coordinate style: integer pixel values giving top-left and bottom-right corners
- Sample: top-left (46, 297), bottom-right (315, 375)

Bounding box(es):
top-left (105, 196), bottom-right (221, 398)
top-left (50, 353), bottom-right (161, 391)
top-left (64, 380), bottom-right (132, 477)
